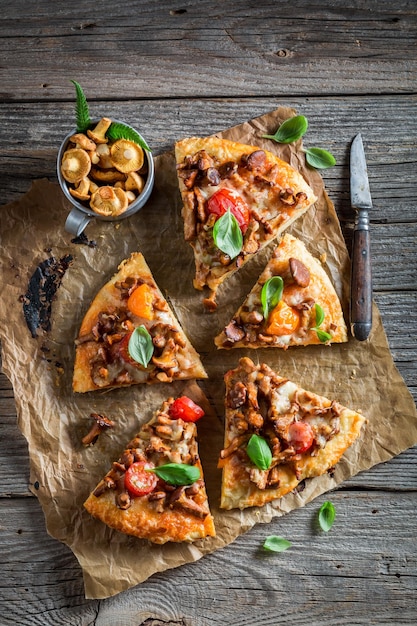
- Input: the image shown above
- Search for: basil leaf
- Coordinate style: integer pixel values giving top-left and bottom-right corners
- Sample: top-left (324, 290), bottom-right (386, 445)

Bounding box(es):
top-left (318, 501), bottom-right (336, 532)
top-left (316, 329), bottom-right (332, 343)
top-left (106, 122), bottom-right (150, 152)
top-left (305, 147), bottom-right (336, 169)
top-left (128, 326), bottom-right (154, 367)
top-left (261, 276), bottom-right (284, 320)
top-left (262, 115), bottom-right (308, 144)
top-left (246, 434), bottom-right (272, 470)
top-left (314, 303), bottom-right (325, 328)
top-left (71, 80), bottom-right (91, 133)
top-left (263, 536), bottom-right (292, 552)
top-left (149, 463), bottom-right (200, 486)
top-left (212, 210), bottom-right (243, 259)
top-left (310, 303), bottom-right (332, 342)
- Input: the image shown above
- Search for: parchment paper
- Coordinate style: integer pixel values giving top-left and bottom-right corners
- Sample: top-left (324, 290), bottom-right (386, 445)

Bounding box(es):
top-left (1, 107), bottom-right (416, 599)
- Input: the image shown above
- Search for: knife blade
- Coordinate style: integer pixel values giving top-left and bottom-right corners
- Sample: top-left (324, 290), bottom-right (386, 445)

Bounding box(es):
top-left (350, 133), bottom-right (373, 341)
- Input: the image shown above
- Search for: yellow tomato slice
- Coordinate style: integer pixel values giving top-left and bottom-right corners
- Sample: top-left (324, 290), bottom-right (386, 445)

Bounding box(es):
top-left (127, 283), bottom-right (154, 320)
top-left (265, 300), bottom-right (300, 336)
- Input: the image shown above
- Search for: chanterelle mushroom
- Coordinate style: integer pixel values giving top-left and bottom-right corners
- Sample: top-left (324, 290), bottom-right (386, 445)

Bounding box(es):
top-left (69, 132), bottom-right (97, 152)
top-left (61, 148), bottom-right (91, 184)
top-left (82, 413), bottom-right (115, 446)
top-left (87, 117), bottom-right (112, 144)
top-left (69, 177), bottom-right (91, 201)
top-left (90, 185), bottom-right (129, 216)
top-left (110, 139), bottom-right (144, 173)
top-left (125, 171), bottom-right (145, 193)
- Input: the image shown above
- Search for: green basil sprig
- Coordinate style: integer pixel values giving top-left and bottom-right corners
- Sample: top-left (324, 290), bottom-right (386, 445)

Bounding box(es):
top-left (318, 501), bottom-right (336, 532)
top-left (246, 434), bottom-right (272, 470)
top-left (128, 326), bottom-right (154, 367)
top-left (212, 210), bottom-right (243, 259)
top-left (262, 115), bottom-right (308, 144)
top-left (311, 303), bottom-right (332, 343)
top-left (263, 536), bottom-right (292, 552)
top-left (71, 80), bottom-right (91, 133)
top-left (106, 122), bottom-right (150, 152)
top-left (305, 147), bottom-right (336, 169)
top-left (148, 463), bottom-right (201, 486)
top-left (261, 276), bottom-right (284, 320)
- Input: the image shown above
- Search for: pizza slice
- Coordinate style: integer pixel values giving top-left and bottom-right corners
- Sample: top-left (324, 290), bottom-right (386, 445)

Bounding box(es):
top-left (219, 357), bottom-right (366, 510)
top-left (215, 234), bottom-right (348, 349)
top-left (175, 136), bottom-right (317, 310)
top-left (84, 396), bottom-right (216, 543)
top-left (73, 252), bottom-right (207, 393)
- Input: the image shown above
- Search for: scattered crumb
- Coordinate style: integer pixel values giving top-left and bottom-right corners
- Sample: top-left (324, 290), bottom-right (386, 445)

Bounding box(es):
top-left (320, 252), bottom-right (327, 264)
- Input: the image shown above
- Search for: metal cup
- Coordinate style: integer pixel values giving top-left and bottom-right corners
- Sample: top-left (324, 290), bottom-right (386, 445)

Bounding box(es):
top-left (57, 120), bottom-right (155, 236)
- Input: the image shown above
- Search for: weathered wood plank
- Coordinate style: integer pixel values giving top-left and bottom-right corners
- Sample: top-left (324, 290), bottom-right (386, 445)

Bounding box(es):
top-left (1, 94), bottom-right (416, 222)
top-left (0, 492), bottom-right (416, 625)
top-left (0, 0), bottom-right (415, 100)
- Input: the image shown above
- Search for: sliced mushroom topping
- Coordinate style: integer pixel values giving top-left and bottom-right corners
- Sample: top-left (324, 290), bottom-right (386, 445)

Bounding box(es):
top-left (224, 320), bottom-right (246, 343)
top-left (90, 186), bottom-right (129, 216)
top-left (61, 148), bottom-right (91, 184)
top-left (289, 257), bottom-right (311, 287)
top-left (242, 150), bottom-right (267, 171)
top-left (227, 381), bottom-right (248, 409)
top-left (110, 139), bottom-right (144, 173)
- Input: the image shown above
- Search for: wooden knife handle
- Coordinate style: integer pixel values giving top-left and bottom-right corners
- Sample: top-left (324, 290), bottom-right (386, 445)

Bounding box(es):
top-left (350, 223), bottom-right (372, 341)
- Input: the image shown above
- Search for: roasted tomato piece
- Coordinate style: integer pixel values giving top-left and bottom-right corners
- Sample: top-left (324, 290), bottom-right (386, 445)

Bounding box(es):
top-left (207, 188), bottom-right (250, 233)
top-left (168, 396), bottom-right (205, 422)
top-left (124, 461), bottom-right (158, 497)
top-left (127, 283), bottom-right (154, 320)
top-left (265, 300), bottom-right (301, 336)
top-left (288, 421), bottom-right (314, 454)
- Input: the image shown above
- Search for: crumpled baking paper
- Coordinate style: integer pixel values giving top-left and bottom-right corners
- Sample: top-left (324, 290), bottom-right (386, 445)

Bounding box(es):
top-left (1, 107), bottom-right (416, 599)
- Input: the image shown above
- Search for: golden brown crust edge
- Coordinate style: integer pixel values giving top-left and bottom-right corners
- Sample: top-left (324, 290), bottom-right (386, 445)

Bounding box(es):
top-left (84, 460), bottom-right (216, 544)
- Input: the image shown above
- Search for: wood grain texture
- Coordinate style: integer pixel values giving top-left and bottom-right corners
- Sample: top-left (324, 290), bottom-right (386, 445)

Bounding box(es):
top-left (0, 0), bottom-right (416, 100)
top-left (1, 493), bottom-right (416, 626)
top-left (1, 1), bottom-right (416, 624)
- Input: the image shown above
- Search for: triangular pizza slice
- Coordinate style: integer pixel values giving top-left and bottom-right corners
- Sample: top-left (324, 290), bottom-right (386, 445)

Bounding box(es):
top-left (215, 234), bottom-right (348, 349)
top-left (84, 395), bottom-right (216, 544)
top-left (73, 252), bottom-right (207, 393)
top-left (219, 358), bottom-right (366, 510)
top-left (175, 136), bottom-right (317, 310)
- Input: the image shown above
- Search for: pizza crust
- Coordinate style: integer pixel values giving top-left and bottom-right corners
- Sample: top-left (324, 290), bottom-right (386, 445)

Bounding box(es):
top-left (84, 400), bottom-right (216, 544)
top-left (219, 358), bottom-right (366, 510)
top-left (84, 460), bottom-right (215, 544)
top-left (73, 252), bottom-right (207, 393)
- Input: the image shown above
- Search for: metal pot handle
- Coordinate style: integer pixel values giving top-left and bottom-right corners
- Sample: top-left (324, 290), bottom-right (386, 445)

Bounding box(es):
top-left (65, 208), bottom-right (93, 236)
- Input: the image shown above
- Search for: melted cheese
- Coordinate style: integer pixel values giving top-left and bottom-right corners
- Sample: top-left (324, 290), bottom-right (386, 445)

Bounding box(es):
top-left (271, 381), bottom-right (298, 414)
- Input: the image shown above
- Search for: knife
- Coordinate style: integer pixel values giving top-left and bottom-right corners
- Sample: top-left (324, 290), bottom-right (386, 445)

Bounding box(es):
top-left (350, 133), bottom-right (373, 341)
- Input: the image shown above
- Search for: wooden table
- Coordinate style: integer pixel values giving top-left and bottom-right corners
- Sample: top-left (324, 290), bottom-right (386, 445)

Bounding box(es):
top-left (1, 2), bottom-right (416, 624)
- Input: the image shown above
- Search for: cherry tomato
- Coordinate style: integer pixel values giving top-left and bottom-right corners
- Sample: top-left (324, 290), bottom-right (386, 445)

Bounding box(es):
top-left (168, 396), bottom-right (205, 422)
top-left (127, 283), bottom-right (154, 320)
top-left (207, 188), bottom-right (250, 233)
top-left (124, 461), bottom-right (158, 497)
top-left (288, 421), bottom-right (314, 454)
top-left (265, 300), bottom-right (301, 336)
